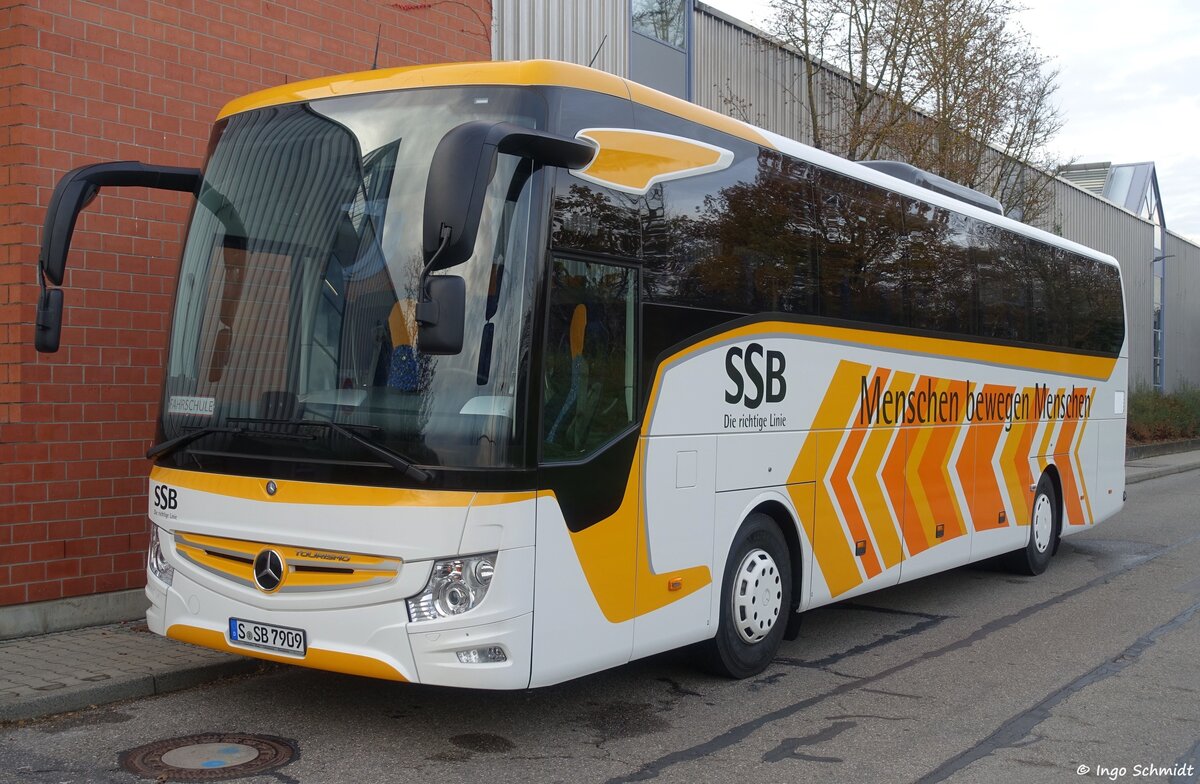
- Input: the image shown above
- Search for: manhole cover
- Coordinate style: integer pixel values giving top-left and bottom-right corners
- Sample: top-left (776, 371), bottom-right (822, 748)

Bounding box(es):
top-left (119, 733), bottom-right (297, 781)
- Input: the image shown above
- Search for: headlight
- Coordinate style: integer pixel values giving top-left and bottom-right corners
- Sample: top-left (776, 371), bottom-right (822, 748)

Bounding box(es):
top-left (148, 525), bottom-right (174, 586)
top-left (407, 553), bottom-right (496, 622)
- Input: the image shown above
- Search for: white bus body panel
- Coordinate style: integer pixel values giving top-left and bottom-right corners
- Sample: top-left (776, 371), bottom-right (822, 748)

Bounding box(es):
top-left (147, 475), bottom-right (539, 689)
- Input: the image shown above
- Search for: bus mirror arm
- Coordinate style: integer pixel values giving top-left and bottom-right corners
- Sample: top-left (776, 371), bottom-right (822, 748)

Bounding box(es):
top-left (35, 161), bottom-right (201, 353)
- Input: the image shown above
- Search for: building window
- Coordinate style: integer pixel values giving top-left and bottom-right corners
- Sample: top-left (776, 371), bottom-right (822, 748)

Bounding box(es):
top-left (1153, 256), bottom-right (1164, 390)
top-left (632, 0), bottom-right (687, 49)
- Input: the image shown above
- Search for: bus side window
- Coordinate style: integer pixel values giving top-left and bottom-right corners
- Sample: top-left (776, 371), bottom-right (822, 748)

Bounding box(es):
top-left (542, 257), bottom-right (636, 461)
top-left (811, 170), bottom-right (905, 327)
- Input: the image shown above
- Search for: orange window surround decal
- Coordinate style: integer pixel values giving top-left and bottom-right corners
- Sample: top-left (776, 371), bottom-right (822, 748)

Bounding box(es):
top-left (571, 128), bottom-right (734, 195)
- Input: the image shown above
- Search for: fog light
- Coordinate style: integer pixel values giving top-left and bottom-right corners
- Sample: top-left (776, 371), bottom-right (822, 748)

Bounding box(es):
top-left (407, 553), bottom-right (497, 622)
top-left (456, 646), bottom-right (507, 664)
top-left (148, 525), bottom-right (174, 586)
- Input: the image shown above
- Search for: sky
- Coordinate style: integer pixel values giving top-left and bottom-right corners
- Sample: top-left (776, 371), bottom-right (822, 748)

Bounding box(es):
top-left (701, 0), bottom-right (1200, 243)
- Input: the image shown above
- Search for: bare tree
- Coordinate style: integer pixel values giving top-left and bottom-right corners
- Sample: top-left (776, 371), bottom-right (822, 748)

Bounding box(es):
top-left (766, 0), bottom-right (1065, 223)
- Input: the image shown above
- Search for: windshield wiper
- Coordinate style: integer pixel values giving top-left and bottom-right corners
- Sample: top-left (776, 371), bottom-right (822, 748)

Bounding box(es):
top-left (224, 416), bottom-right (433, 484)
top-left (146, 422), bottom-right (315, 461)
top-left (302, 418), bottom-right (432, 484)
top-left (146, 425), bottom-right (244, 460)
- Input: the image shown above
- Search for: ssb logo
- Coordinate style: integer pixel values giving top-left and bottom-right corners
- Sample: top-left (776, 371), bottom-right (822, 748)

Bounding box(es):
top-left (724, 342), bottom-right (787, 409)
top-left (153, 484), bottom-right (178, 511)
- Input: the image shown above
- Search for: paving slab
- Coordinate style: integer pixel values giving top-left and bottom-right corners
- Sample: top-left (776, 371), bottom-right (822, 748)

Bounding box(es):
top-left (0, 620), bottom-right (260, 723)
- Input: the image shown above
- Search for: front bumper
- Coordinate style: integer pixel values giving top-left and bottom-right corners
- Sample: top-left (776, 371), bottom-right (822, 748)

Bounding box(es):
top-left (146, 545), bottom-right (535, 690)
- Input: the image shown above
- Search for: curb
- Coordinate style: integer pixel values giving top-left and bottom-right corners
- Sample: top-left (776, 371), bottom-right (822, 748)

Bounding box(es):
top-left (1126, 438), bottom-right (1200, 461)
top-left (1126, 461), bottom-right (1200, 486)
top-left (0, 658), bottom-right (260, 723)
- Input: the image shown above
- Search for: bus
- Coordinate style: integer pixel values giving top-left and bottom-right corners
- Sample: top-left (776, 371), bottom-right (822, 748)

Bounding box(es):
top-left (34, 60), bottom-right (1127, 689)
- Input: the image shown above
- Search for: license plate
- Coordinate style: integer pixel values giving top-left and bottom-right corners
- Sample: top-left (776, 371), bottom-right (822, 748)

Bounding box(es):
top-left (228, 618), bottom-right (306, 656)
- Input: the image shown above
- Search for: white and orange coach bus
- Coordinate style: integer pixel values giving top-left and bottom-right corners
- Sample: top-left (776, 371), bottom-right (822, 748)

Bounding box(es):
top-left (34, 60), bottom-right (1127, 688)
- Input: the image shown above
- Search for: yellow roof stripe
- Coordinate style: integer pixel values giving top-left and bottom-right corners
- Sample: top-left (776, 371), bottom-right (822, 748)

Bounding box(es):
top-left (216, 59), bottom-right (772, 148)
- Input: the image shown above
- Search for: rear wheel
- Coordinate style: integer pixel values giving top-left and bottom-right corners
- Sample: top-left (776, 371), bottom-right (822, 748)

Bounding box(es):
top-left (1006, 472), bottom-right (1059, 575)
top-left (701, 513), bottom-right (791, 679)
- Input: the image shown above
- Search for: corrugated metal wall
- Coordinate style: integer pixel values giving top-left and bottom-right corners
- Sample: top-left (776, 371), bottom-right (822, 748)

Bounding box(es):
top-left (1165, 231), bottom-right (1200, 391)
top-left (493, 0), bottom-right (629, 77)
top-left (691, 6), bottom-right (809, 140)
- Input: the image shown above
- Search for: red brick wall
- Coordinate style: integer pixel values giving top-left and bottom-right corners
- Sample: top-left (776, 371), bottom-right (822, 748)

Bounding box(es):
top-left (0, 0), bottom-right (492, 607)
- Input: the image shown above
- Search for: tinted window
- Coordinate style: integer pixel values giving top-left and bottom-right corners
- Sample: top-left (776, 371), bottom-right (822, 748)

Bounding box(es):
top-left (1069, 254), bottom-right (1125, 354)
top-left (974, 223), bottom-right (1027, 342)
top-left (551, 178), bottom-right (643, 259)
top-left (1025, 244), bottom-right (1070, 346)
top-left (643, 147), bottom-right (817, 317)
top-left (904, 200), bottom-right (976, 334)
top-left (570, 102), bottom-right (1124, 357)
top-left (812, 170), bottom-right (906, 326)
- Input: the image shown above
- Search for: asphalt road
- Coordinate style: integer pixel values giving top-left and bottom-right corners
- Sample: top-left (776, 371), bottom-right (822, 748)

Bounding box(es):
top-left (3, 471), bottom-right (1199, 784)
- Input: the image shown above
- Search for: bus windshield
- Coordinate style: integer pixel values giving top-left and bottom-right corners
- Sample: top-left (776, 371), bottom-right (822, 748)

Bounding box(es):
top-left (161, 87), bottom-right (546, 472)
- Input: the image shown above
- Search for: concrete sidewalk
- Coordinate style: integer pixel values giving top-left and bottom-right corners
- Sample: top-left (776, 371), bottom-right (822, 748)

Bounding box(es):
top-left (1125, 448), bottom-right (1200, 485)
top-left (3, 450), bottom-right (1198, 724)
top-left (0, 620), bottom-right (260, 723)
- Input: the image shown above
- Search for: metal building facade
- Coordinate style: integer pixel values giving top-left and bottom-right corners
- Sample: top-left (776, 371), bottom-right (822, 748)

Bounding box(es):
top-left (493, 0), bottom-right (630, 78)
top-left (1165, 231), bottom-right (1200, 391)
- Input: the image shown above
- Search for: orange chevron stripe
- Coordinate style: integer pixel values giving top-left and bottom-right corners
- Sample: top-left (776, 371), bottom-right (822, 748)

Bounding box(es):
top-left (1000, 386), bottom-right (1040, 525)
top-left (957, 383), bottom-right (1012, 531)
top-left (1076, 387), bottom-right (1096, 524)
top-left (954, 407), bottom-right (979, 532)
top-left (831, 367), bottom-right (889, 578)
top-left (791, 360), bottom-right (870, 597)
top-left (881, 372), bottom-right (916, 556)
top-left (854, 374), bottom-right (905, 569)
top-left (974, 422), bottom-right (1010, 530)
top-left (903, 424), bottom-right (934, 554)
top-left (902, 376), bottom-right (941, 555)
top-left (1035, 387), bottom-right (1065, 466)
top-left (916, 379), bottom-right (967, 543)
top-left (1052, 388), bottom-right (1085, 526)
top-left (942, 378), bottom-right (971, 537)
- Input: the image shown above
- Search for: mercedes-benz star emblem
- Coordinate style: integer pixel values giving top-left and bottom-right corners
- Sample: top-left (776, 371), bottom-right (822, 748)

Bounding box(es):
top-left (253, 549), bottom-right (286, 592)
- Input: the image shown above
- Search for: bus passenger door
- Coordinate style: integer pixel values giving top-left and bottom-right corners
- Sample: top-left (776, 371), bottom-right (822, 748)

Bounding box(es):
top-left (532, 256), bottom-right (640, 686)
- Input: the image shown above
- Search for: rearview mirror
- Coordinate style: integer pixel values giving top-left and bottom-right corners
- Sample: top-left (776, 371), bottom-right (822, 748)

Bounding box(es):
top-left (34, 288), bottom-right (63, 354)
top-left (422, 121), bottom-right (595, 271)
top-left (416, 275), bottom-right (466, 355)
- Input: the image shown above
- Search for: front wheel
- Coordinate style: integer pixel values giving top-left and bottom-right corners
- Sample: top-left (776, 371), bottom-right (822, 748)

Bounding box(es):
top-left (701, 513), bottom-right (792, 679)
top-left (1006, 472), bottom-right (1059, 575)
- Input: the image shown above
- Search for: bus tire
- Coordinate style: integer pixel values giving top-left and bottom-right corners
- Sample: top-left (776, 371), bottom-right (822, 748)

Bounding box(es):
top-left (701, 513), bottom-right (791, 679)
top-left (1007, 472), bottom-right (1059, 575)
